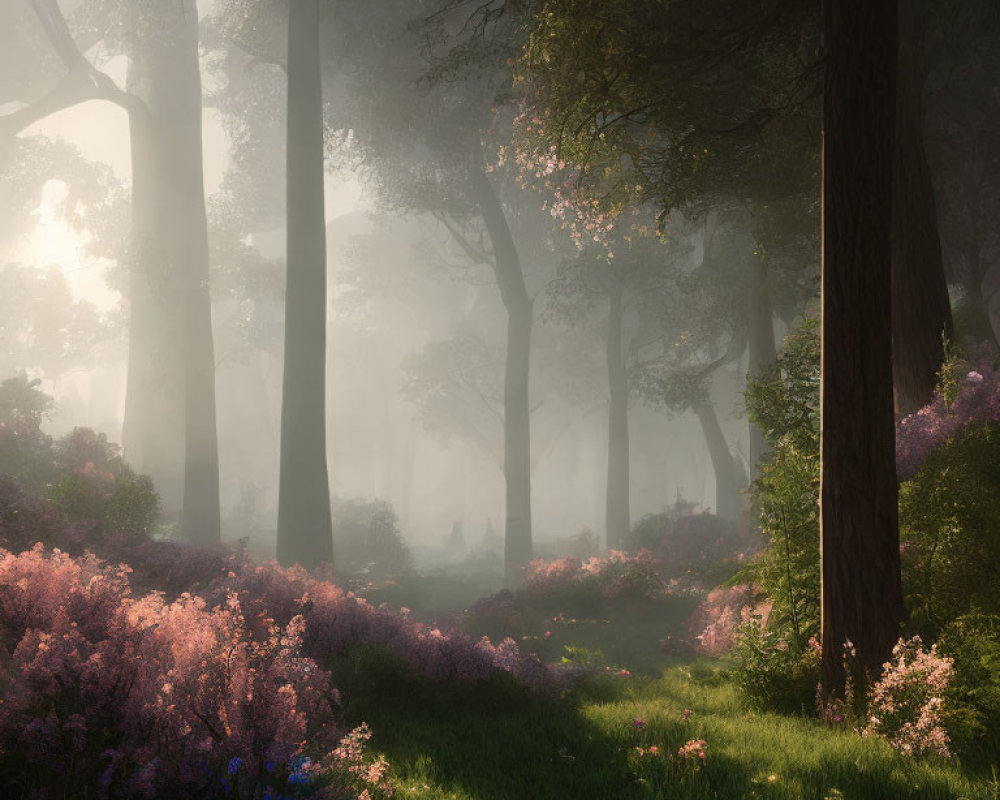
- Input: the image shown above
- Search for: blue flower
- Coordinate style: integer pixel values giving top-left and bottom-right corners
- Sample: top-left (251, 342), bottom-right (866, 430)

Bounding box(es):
top-left (265, 760), bottom-right (275, 774)
top-left (287, 756), bottom-right (311, 786)
top-left (228, 757), bottom-right (243, 776)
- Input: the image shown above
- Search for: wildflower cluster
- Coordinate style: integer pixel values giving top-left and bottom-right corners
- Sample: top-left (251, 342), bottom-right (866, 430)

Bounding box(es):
top-left (864, 636), bottom-right (954, 759)
top-left (677, 738), bottom-right (707, 764)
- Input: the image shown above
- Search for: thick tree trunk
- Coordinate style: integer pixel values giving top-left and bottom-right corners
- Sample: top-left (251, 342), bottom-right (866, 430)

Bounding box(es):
top-left (605, 284), bottom-right (630, 550)
top-left (820, 0), bottom-right (905, 693)
top-left (469, 166), bottom-right (533, 585)
top-left (277, 0), bottom-right (334, 570)
top-left (694, 398), bottom-right (741, 521)
top-left (122, 1), bottom-right (220, 543)
top-left (891, 2), bottom-right (952, 418)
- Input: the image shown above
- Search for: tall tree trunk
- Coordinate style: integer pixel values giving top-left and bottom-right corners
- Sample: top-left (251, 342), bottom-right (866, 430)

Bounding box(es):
top-left (122, 1), bottom-right (220, 542)
top-left (891, 2), bottom-right (952, 418)
top-left (694, 398), bottom-right (741, 521)
top-left (747, 252), bottom-right (777, 478)
top-left (277, 0), bottom-right (333, 570)
top-left (820, 0), bottom-right (905, 693)
top-left (469, 166), bottom-right (533, 585)
top-left (605, 283), bottom-right (630, 549)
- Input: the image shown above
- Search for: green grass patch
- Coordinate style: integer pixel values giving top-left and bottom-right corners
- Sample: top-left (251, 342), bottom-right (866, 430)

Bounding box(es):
top-left (332, 652), bottom-right (999, 800)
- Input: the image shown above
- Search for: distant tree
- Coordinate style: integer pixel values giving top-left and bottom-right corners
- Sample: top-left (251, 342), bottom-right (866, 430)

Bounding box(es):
top-left (276, 0), bottom-right (334, 570)
top-left (2, 0), bottom-right (222, 543)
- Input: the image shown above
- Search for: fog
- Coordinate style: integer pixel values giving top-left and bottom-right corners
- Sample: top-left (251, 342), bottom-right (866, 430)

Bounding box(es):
top-left (0, 0), bottom-right (771, 575)
top-left (22, 0), bottom-right (977, 577)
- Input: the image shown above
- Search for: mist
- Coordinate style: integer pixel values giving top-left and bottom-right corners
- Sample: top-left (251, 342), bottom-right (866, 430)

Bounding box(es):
top-left (1, 0), bottom-right (763, 574)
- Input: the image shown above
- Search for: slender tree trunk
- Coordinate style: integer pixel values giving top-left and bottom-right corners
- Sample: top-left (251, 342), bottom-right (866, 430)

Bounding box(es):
top-left (891, 2), bottom-right (952, 418)
top-left (694, 398), bottom-right (740, 521)
top-left (605, 284), bottom-right (630, 550)
top-left (469, 166), bottom-right (533, 585)
top-left (277, 0), bottom-right (333, 570)
top-left (122, 1), bottom-right (220, 542)
top-left (747, 252), bottom-right (777, 478)
top-left (820, 0), bottom-right (905, 693)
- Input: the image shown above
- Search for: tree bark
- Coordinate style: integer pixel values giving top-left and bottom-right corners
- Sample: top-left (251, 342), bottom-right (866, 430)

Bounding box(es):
top-left (122, 1), bottom-right (220, 542)
top-left (277, 0), bottom-right (334, 569)
top-left (820, 0), bottom-right (905, 693)
top-left (605, 284), bottom-right (631, 549)
top-left (469, 166), bottom-right (533, 585)
top-left (694, 398), bottom-right (741, 521)
top-left (891, 1), bottom-right (952, 418)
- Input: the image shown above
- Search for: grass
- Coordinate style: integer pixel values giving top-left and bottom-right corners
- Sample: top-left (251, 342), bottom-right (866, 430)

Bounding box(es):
top-left (331, 651), bottom-right (1000, 800)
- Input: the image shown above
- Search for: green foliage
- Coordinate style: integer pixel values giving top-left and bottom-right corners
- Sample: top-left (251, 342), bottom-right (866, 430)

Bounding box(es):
top-left (937, 612), bottom-right (1000, 770)
top-left (730, 620), bottom-right (820, 715)
top-left (936, 333), bottom-right (967, 411)
top-left (899, 422), bottom-right (1000, 633)
top-left (740, 318), bottom-right (821, 646)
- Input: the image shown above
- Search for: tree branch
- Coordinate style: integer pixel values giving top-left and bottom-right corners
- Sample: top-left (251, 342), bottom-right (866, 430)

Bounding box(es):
top-left (1, 0), bottom-right (148, 140)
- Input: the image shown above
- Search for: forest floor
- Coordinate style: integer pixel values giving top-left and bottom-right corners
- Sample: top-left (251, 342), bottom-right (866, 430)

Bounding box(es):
top-left (334, 652), bottom-right (996, 800)
top-left (335, 573), bottom-right (1000, 800)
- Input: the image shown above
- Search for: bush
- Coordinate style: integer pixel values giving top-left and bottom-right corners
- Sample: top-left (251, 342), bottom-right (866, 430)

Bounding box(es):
top-left (899, 422), bottom-right (1000, 633)
top-left (626, 503), bottom-right (754, 586)
top-left (0, 378), bottom-right (160, 558)
top-left (523, 549), bottom-right (667, 608)
top-left (936, 612), bottom-right (1000, 767)
top-left (864, 636), bottom-right (954, 759)
top-left (731, 621), bottom-right (820, 715)
top-left (0, 545), bottom-right (383, 800)
top-left (332, 497), bottom-right (414, 579)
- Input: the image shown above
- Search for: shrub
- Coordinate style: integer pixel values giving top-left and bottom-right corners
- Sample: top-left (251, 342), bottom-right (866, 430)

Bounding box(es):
top-left (332, 497), bottom-right (414, 579)
top-left (0, 545), bottom-right (393, 799)
top-left (731, 621), bottom-right (820, 714)
top-left (896, 360), bottom-right (1000, 482)
top-left (899, 422), bottom-right (1000, 632)
top-left (626, 503), bottom-right (754, 586)
top-left (203, 561), bottom-right (556, 689)
top-left (688, 584), bottom-right (770, 657)
top-left (864, 636), bottom-right (954, 759)
top-left (523, 549), bottom-right (667, 607)
top-left (936, 612), bottom-right (1000, 767)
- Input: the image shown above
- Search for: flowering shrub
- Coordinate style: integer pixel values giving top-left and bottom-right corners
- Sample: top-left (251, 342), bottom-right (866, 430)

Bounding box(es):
top-left (896, 363), bottom-right (1000, 481)
top-left (523, 549), bottom-right (667, 605)
top-left (0, 545), bottom-right (392, 799)
top-left (864, 636), bottom-right (954, 759)
top-left (688, 584), bottom-right (768, 657)
top-left (203, 561), bottom-right (556, 689)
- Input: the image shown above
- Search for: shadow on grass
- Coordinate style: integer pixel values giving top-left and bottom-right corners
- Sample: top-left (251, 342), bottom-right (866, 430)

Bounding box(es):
top-left (331, 649), bottom-right (638, 800)
top-left (331, 652), bottom-right (993, 800)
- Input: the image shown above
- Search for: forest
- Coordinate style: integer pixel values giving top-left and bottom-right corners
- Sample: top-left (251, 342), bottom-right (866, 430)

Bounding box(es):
top-left (1, 0), bottom-right (1000, 797)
